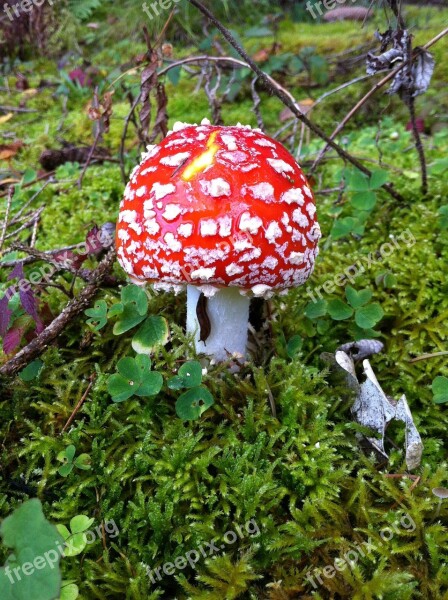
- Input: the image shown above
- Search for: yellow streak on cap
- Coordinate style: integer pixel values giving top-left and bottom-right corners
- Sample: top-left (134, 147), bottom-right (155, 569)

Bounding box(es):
top-left (182, 131), bottom-right (219, 181)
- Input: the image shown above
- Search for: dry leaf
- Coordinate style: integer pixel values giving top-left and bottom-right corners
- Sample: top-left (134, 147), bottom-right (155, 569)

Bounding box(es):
top-left (333, 348), bottom-right (423, 469)
top-left (0, 113), bottom-right (13, 125)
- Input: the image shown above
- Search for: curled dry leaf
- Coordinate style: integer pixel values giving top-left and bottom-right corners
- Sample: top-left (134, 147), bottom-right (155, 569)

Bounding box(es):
top-left (332, 346), bottom-right (423, 469)
top-left (337, 339), bottom-right (384, 361)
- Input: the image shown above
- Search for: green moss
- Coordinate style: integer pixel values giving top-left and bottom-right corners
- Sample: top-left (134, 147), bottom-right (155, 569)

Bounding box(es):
top-left (1, 4), bottom-right (448, 599)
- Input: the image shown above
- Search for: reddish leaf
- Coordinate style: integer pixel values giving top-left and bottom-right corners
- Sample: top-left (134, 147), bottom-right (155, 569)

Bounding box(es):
top-left (0, 295), bottom-right (13, 337)
top-left (3, 326), bottom-right (25, 354)
top-left (19, 287), bottom-right (39, 322)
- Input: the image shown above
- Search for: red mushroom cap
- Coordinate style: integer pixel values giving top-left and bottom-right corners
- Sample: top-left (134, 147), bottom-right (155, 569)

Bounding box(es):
top-left (116, 120), bottom-right (321, 298)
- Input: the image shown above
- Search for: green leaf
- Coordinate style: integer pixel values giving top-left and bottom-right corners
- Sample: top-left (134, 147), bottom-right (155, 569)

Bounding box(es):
top-left (369, 169), bottom-right (389, 189)
top-left (351, 191), bottom-right (377, 211)
top-left (69, 516), bottom-right (94, 534)
top-left (21, 168), bottom-right (37, 185)
top-left (345, 286), bottom-right (372, 309)
top-left (168, 361), bottom-right (203, 390)
top-left (0, 499), bottom-right (65, 600)
top-left (331, 217), bottom-right (357, 239)
top-left (121, 285), bottom-right (148, 315)
top-left (113, 303), bottom-right (147, 335)
top-left (328, 299), bottom-right (354, 321)
top-left (19, 359), bottom-right (43, 382)
top-left (117, 357), bottom-right (143, 383)
top-left (55, 525), bottom-right (71, 542)
top-left (167, 66), bottom-right (181, 86)
top-left (432, 376), bottom-right (448, 404)
top-left (304, 299), bottom-right (327, 319)
top-left (136, 371), bottom-right (164, 397)
top-left (175, 387), bottom-right (214, 421)
top-left (286, 335), bottom-right (303, 358)
top-left (73, 454), bottom-right (91, 470)
top-left (59, 581), bottom-right (79, 600)
top-left (430, 158), bottom-right (448, 175)
top-left (348, 169), bottom-right (370, 191)
top-left (85, 300), bottom-right (108, 331)
top-left (132, 316), bottom-right (169, 354)
top-left (65, 445), bottom-right (76, 462)
top-left (63, 533), bottom-right (86, 557)
top-left (107, 374), bottom-right (135, 403)
top-left (355, 303), bottom-right (384, 329)
top-left (58, 463), bottom-right (74, 477)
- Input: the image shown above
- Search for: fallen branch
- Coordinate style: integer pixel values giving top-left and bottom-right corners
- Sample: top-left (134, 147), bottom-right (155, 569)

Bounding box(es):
top-left (186, 0), bottom-right (406, 204)
top-left (0, 249), bottom-right (116, 379)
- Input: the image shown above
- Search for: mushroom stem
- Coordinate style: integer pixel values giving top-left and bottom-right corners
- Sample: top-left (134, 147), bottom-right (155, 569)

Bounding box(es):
top-left (186, 285), bottom-right (250, 361)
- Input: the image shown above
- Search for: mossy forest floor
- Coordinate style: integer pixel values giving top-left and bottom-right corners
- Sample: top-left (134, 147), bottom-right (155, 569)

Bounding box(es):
top-left (0, 2), bottom-right (447, 599)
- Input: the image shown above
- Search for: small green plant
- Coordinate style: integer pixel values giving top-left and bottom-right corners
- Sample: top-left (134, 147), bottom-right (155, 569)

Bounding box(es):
top-left (0, 499), bottom-right (65, 600)
top-left (86, 285), bottom-right (169, 352)
top-left (59, 581), bottom-right (79, 600)
top-left (168, 360), bottom-right (214, 421)
top-left (107, 355), bottom-right (163, 403)
top-left (303, 286), bottom-right (384, 339)
top-left (56, 515), bottom-right (95, 557)
top-left (432, 376), bottom-right (448, 404)
top-left (57, 445), bottom-right (92, 477)
top-left (331, 168), bottom-right (389, 240)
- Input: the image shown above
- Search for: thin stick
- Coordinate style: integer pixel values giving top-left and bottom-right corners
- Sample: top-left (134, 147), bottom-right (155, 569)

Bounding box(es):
top-left (409, 351), bottom-right (448, 363)
top-left (78, 128), bottom-right (101, 189)
top-left (0, 186), bottom-right (13, 253)
top-left (0, 105), bottom-right (38, 113)
top-left (61, 374), bottom-right (96, 433)
top-left (186, 0), bottom-right (405, 203)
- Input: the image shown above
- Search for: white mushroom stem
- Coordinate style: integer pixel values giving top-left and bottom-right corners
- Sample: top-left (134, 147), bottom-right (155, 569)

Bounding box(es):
top-left (186, 285), bottom-right (250, 362)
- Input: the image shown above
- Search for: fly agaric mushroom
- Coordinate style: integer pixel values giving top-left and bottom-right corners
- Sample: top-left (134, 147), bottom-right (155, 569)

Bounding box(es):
top-left (116, 119), bottom-right (320, 361)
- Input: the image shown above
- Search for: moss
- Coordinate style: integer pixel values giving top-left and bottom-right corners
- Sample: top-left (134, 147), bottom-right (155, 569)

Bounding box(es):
top-left (1, 4), bottom-right (448, 599)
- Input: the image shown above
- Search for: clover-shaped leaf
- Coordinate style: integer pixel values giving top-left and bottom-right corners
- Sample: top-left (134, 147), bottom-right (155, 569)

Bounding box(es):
top-left (346, 286), bottom-right (373, 309)
top-left (57, 445), bottom-right (91, 477)
top-left (19, 359), bottom-right (44, 382)
top-left (355, 303), bottom-right (384, 329)
top-left (286, 335), bottom-right (303, 358)
top-left (132, 315), bottom-right (169, 354)
top-left (56, 515), bottom-right (94, 557)
top-left (432, 376), bottom-right (448, 404)
top-left (328, 299), bottom-right (354, 321)
top-left (351, 191), bottom-right (377, 211)
top-left (304, 299), bottom-right (327, 319)
top-left (175, 386), bottom-right (214, 421)
top-left (108, 355), bottom-right (163, 403)
top-left (0, 499), bottom-right (65, 600)
top-left (59, 581), bottom-right (79, 600)
top-left (168, 361), bottom-right (203, 390)
top-left (85, 300), bottom-right (108, 331)
top-left (110, 285), bottom-right (149, 335)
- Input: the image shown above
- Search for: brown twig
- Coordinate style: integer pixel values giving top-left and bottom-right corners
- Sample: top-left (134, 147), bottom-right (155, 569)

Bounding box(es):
top-left (409, 351), bottom-right (448, 363)
top-left (0, 186), bottom-right (13, 253)
top-left (0, 105), bottom-right (38, 113)
top-left (0, 249), bottom-right (116, 379)
top-left (78, 128), bottom-right (101, 189)
top-left (61, 373), bottom-right (96, 433)
top-left (186, 0), bottom-right (405, 204)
